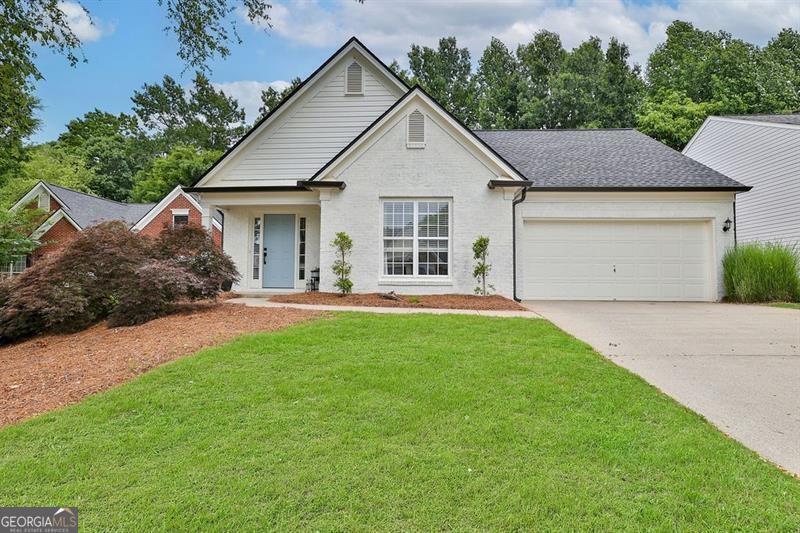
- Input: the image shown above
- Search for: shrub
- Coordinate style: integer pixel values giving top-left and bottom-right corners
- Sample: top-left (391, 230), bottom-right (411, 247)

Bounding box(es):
top-left (722, 243), bottom-right (800, 303)
top-left (331, 232), bottom-right (353, 295)
top-left (472, 235), bottom-right (493, 296)
top-left (0, 222), bottom-right (239, 343)
top-left (152, 225), bottom-right (240, 300)
top-left (108, 261), bottom-right (201, 326)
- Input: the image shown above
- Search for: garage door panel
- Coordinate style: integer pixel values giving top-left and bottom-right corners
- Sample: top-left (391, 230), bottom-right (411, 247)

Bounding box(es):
top-left (522, 220), bottom-right (712, 301)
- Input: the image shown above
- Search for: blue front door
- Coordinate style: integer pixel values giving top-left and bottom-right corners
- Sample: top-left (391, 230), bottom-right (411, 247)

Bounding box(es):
top-left (262, 214), bottom-right (295, 288)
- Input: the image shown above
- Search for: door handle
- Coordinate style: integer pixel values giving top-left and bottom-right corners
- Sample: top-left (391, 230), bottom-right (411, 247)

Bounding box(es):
top-left (263, 248), bottom-right (268, 265)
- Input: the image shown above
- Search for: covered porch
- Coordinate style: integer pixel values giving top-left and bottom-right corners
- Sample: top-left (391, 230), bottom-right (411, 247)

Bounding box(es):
top-left (196, 189), bottom-right (322, 293)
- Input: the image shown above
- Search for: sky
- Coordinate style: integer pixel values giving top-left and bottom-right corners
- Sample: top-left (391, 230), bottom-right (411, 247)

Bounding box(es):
top-left (31, 0), bottom-right (800, 143)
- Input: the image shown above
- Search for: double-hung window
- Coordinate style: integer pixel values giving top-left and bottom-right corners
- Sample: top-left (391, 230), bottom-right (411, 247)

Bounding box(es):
top-left (382, 200), bottom-right (450, 277)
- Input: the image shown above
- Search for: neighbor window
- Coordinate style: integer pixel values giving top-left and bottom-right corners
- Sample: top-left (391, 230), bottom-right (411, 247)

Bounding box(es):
top-left (382, 200), bottom-right (450, 277)
top-left (298, 217), bottom-right (306, 280)
top-left (252, 217), bottom-right (261, 280)
top-left (172, 214), bottom-right (189, 227)
top-left (4, 256), bottom-right (27, 277)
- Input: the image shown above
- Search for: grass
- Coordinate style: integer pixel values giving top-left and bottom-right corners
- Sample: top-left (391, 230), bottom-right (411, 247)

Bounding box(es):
top-left (723, 242), bottom-right (800, 303)
top-left (770, 302), bottom-right (800, 310)
top-left (0, 314), bottom-right (798, 530)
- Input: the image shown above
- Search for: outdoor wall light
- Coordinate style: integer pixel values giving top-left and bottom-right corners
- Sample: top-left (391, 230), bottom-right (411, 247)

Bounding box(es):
top-left (723, 218), bottom-right (732, 232)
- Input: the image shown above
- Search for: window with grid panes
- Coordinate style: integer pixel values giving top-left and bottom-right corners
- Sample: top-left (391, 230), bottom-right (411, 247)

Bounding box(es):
top-left (382, 200), bottom-right (449, 277)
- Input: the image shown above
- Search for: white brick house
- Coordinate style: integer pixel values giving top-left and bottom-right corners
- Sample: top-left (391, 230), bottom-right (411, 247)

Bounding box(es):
top-left (188, 37), bottom-right (750, 302)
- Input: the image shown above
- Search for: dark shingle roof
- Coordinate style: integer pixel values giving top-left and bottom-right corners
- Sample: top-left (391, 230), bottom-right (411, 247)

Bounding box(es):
top-left (474, 129), bottom-right (747, 189)
top-left (46, 183), bottom-right (155, 228)
top-left (722, 114), bottom-right (800, 126)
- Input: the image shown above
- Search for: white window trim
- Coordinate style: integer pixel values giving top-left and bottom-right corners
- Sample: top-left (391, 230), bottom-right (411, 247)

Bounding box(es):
top-left (406, 109), bottom-right (426, 149)
top-left (344, 59), bottom-right (364, 96)
top-left (379, 198), bottom-right (452, 282)
top-left (172, 212), bottom-right (190, 227)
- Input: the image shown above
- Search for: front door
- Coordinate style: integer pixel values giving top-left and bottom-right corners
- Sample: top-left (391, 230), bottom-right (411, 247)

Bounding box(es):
top-left (262, 214), bottom-right (295, 288)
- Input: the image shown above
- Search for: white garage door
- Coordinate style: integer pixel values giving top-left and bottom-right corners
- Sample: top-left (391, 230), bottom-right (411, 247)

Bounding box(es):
top-left (521, 219), bottom-right (713, 301)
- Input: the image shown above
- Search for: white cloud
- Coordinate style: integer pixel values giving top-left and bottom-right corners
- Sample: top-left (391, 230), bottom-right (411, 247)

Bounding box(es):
top-left (243, 0), bottom-right (799, 67)
top-left (212, 80), bottom-right (292, 122)
top-left (58, 1), bottom-right (113, 42)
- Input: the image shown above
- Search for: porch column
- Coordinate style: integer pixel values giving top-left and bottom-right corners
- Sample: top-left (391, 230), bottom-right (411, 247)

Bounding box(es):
top-left (201, 205), bottom-right (216, 232)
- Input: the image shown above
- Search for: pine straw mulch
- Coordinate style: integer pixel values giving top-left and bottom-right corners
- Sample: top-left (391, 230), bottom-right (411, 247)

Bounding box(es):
top-left (270, 292), bottom-right (525, 311)
top-left (0, 302), bottom-right (320, 428)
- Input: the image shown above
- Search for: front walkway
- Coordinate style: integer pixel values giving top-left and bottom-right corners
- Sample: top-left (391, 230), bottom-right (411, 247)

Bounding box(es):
top-left (227, 297), bottom-right (541, 318)
top-left (524, 300), bottom-right (800, 476)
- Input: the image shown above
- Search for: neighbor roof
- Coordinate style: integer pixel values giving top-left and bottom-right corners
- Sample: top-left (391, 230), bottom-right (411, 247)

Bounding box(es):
top-left (722, 114), bottom-right (800, 126)
top-left (474, 129), bottom-right (749, 190)
top-left (46, 183), bottom-right (155, 228)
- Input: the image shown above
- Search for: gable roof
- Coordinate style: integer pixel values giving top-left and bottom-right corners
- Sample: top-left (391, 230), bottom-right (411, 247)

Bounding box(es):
top-left (44, 183), bottom-right (156, 228)
top-left (720, 114), bottom-right (800, 127)
top-left (30, 209), bottom-right (81, 239)
top-left (191, 36), bottom-right (409, 189)
top-left (475, 129), bottom-right (749, 191)
top-left (130, 185), bottom-right (222, 231)
top-left (310, 86), bottom-right (527, 182)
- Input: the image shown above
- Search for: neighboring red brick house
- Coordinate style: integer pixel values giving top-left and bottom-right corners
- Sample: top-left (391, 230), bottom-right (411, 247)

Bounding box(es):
top-left (6, 182), bottom-right (222, 275)
top-left (130, 185), bottom-right (223, 247)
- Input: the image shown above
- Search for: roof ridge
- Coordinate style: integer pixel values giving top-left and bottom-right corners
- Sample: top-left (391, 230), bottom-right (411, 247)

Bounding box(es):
top-left (473, 128), bottom-right (636, 132)
top-left (45, 182), bottom-right (151, 208)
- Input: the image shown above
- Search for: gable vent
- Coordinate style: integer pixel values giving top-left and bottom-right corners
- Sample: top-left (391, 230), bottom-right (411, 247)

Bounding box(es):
top-left (345, 61), bottom-right (363, 95)
top-left (407, 110), bottom-right (425, 148)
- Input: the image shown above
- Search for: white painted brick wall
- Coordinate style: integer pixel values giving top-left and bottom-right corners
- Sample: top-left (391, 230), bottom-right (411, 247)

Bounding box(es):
top-left (319, 111), bottom-right (514, 297)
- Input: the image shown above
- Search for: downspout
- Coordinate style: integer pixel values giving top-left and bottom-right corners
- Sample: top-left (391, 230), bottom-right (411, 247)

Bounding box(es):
top-left (511, 187), bottom-right (528, 302)
top-left (733, 197), bottom-right (738, 247)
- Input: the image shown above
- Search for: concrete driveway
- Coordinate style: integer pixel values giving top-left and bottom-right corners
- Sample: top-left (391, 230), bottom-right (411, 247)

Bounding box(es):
top-left (524, 301), bottom-right (800, 476)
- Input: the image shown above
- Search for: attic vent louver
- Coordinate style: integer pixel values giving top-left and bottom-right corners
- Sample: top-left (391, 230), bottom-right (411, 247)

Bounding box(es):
top-left (407, 110), bottom-right (425, 148)
top-left (345, 61), bottom-right (363, 95)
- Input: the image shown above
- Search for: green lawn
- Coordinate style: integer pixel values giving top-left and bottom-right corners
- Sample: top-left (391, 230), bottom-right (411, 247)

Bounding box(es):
top-left (771, 302), bottom-right (800, 310)
top-left (1, 314), bottom-right (798, 530)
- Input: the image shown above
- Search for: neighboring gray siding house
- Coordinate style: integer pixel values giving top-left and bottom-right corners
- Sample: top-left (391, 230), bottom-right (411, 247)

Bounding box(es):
top-left (187, 37), bottom-right (749, 302)
top-left (683, 115), bottom-right (800, 246)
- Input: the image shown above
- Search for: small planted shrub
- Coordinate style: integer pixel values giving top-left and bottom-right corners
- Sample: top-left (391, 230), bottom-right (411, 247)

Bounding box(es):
top-left (472, 235), bottom-right (494, 296)
top-left (331, 231), bottom-right (353, 295)
top-left (722, 242), bottom-right (800, 303)
top-left (0, 222), bottom-right (239, 342)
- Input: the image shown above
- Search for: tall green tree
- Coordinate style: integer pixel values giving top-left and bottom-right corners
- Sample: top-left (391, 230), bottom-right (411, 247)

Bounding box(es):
top-left (58, 110), bottom-right (152, 202)
top-left (388, 60), bottom-right (412, 86)
top-left (636, 90), bottom-right (720, 150)
top-left (761, 29), bottom-right (800, 112)
top-left (0, 208), bottom-right (44, 266)
top-left (475, 38), bottom-right (521, 129)
top-left (132, 72), bottom-right (246, 153)
top-left (516, 30), bottom-right (566, 128)
top-left (0, 0), bottom-right (272, 183)
top-left (642, 21), bottom-right (799, 148)
top-left (258, 77), bottom-right (302, 118)
top-left (0, 144), bottom-right (96, 208)
top-left (130, 145), bottom-right (222, 203)
top-left (407, 37), bottom-right (477, 125)
top-left (545, 37), bottom-right (607, 128)
top-left (597, 38), bottom-right (644, 127)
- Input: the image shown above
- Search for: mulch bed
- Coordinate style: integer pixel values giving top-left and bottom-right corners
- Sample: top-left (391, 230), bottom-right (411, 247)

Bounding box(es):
top-left (270, 292), bottom-right (525, 311)
top-left (0, 303), bottom-right (319, 428)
